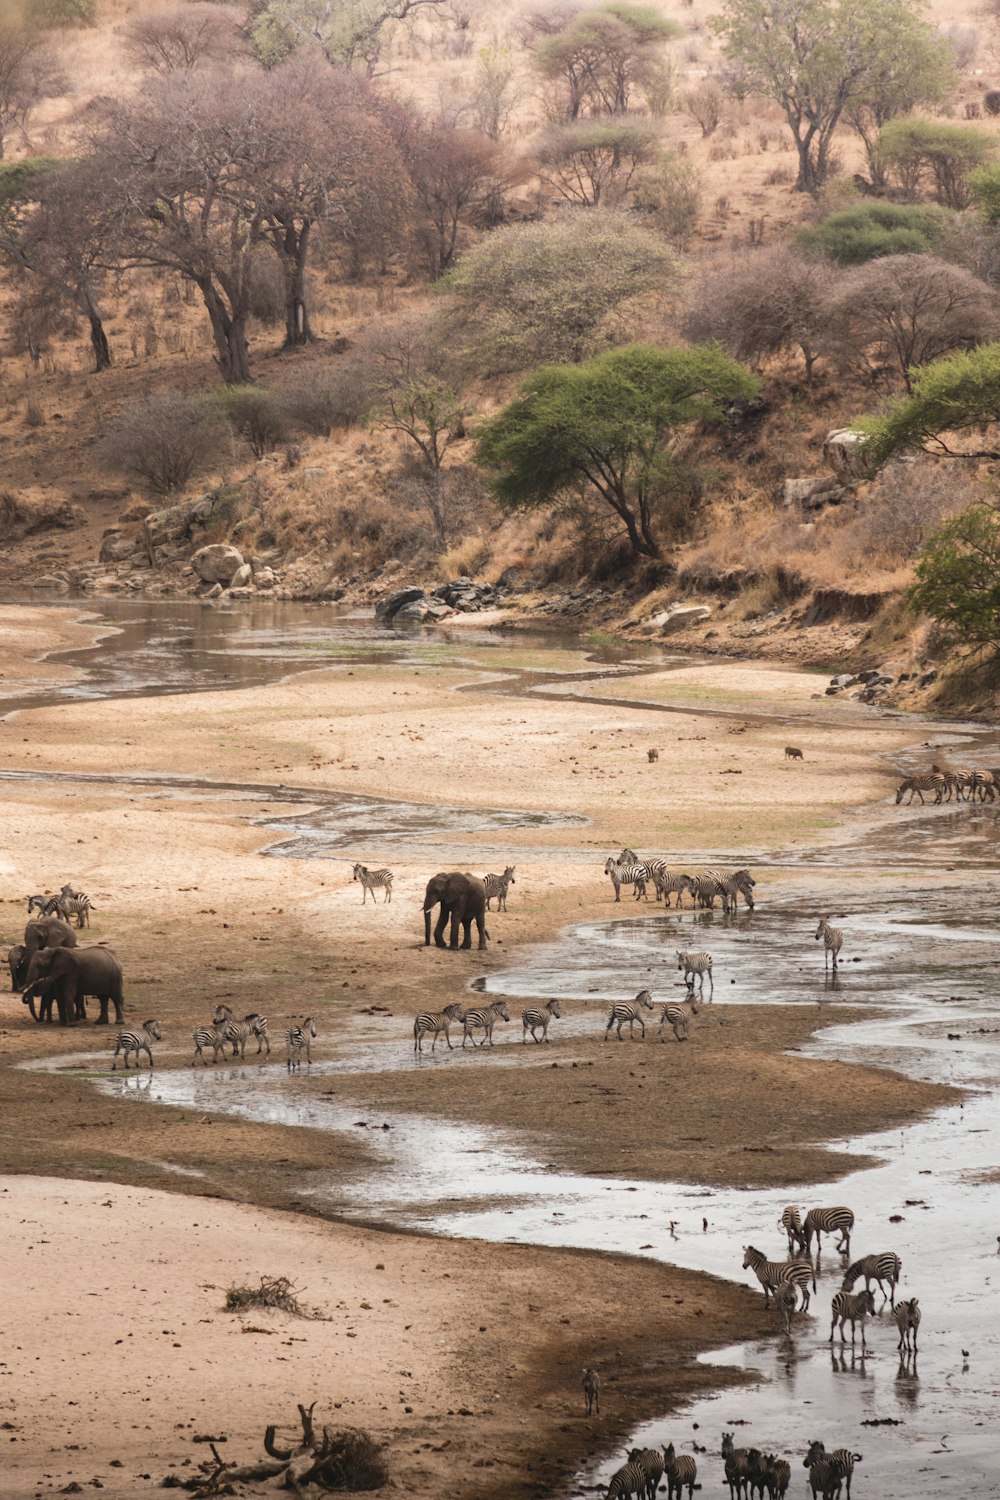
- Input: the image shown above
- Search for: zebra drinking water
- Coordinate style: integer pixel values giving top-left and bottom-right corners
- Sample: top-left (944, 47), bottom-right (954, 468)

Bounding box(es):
top-left (705, 867), bottom-right (756, 912)
top-left (647, 867), bottom-right (696, 907)
top-left (842, 1250), bottom-right (901, 1306)
top-left (778, 1205), bottom-right (806, 1254)
top-left (803, 1442), bottom-right (862, 1500)
top-left (814, 917), bottom-right (843, 971)
top-left (461, 999), bottom-right (510, 1048)
top-left (661, 1444), bottom-right (696, 1500)
top-left (895, 772), bottom-right (945, 805)
top-left (604, 857), bottom-right (648, 902)
top-left (658, 996), bottom-right (699, 1042)
top-left (742, 1244), bottom-right (815, 1310)
top-left (603, 989), bottom-right (655, 1041)
top-left (803, 1204), bottom-right (854, 1255)
top-left (894, 1296), bottom-right (920, 1351)
top-left (676, 950), bottom-right (713, 997)
top-left (352, 863), bottom-right (393, 904)
top-left (413, 1002), bottom-right (464, 1052)
top-left (829, 1287), bottom-right (876, 1345)
top-left (483, 866), bottom-right (515, 911)
top-left (522, 998), bottom-right (561, 1043)
top-left (111, 1018), bottom-right (160, 1070)
top-left (605, 1455), bottom-right (647, 1500)
top-left (192, 1026), bottom-right (227, 1066)
top-left (286, 1017), bottom-right (317, 1070)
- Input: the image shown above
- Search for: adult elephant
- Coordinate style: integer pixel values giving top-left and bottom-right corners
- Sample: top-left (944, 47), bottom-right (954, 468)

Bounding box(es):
top-left (21, 945), bottom-right (124, 1026)
top-left (423, 872), bottom-right (489, 951)
top-left (9, 918), bottom-right (76, 990)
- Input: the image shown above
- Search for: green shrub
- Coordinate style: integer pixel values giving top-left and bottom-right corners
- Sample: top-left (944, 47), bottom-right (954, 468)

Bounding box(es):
top-left (213, 386), bottom-right (288, 459)
top-left (909, 502), bottom-right (1000, 652)
top-left (794, 202), bottom-right (950, 264)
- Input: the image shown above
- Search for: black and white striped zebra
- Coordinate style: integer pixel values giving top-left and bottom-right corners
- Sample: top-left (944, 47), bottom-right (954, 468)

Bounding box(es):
top-left (814, 917), bottom-right (843, 971)
top-left (803, 1442), bottom-right (862, 1500)
top-left (522, 998), bottom-right (561, 1043)
top-left (483, 866), bottom-right (515, 911)
top-left (721, 1433), bottom-right (749, 1500)
top-left (352, 863), bottom-right (393, 904)
top-left (213, 1004), bottom-right (252, 1059)
top-left (778, 1205), bottom-right (806, 1254)
top-left (461, 999), bottom-right (510, 1048)
top-left (662, 1443), bottom-right (697, 1500)
top-left (692, 873), bottom-right (724, 909)
top-left (605, 1455), bottom-right (647, 1500)
top-left (803, 1205), bottom-right (854, 1256)
top-left (641, 860), bottom-right (695, 907)
top-left (829, 1287), bottom-right (875, 1345)
top-left (243, 1012), bottom-right (270, 1055)
top-left (604, 857), bottom-right (648, 902)
top-left (972, 768), bottom-right (997, 801)
top-left (604, 989), bottom-right (655, 1041)
top-left (658, 996), bottom-right (699, 1042)
top-left (676, 949), bottom-right (713, 997)
top-left (895, 772), bottom-right (946, 805)
top-left (111, 1018), bottom-right (160, 1070)
top-left (61, 893), bottom-right (94, 927)
top-left (842, 1251), bottom-right (901, 1307)
top-left (776, 1281), bottom-right (799, 1336)
top-left (192, 1026), bottom-right (227, 1066)
top-left (616, 847), bottom-right (639, 865)
top-left (27, 894), bottom-right (69, 920)
top-left (805, 1456), bottom-right (841, 1500)
top-left (628, 1447), bottom-right (664, 1500)
top-left (286, 1016), bottom-right (317, 1070)
top-left (894, 1296), bottom-right (920, 1351)
top-left (413, 1002), bottom-right (464, 1052)
top-left (705, 867), bottom-right (756, 912)
top-left (742, 1244), bottom-right (815, 1310)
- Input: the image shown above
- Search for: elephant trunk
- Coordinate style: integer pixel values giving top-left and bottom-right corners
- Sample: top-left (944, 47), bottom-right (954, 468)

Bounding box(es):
top-left (423, 906), bottom-right (433, 946)
top-left (21, 984), bottom-right (41, 1022)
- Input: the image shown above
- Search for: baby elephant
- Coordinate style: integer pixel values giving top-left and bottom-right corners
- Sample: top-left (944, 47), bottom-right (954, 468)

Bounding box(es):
top-left (785, 746), bottom-right (804, 760)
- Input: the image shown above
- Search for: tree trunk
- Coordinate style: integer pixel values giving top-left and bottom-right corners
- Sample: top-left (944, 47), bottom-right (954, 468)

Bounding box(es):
top-left (202, 282), bottom-right (252, 384)
top-left (281, 221), bottom-right (315, 350)
top-left (88, 310), bottom-right (111, 373)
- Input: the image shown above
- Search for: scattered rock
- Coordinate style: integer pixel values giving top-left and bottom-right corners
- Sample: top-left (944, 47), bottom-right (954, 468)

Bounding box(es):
top-left (783, 476), bottom-right (846, 510)
top-left (99, 529), bottom-right (138, 564)
top-left (919, 669), bottom-right (938, 688)
top-left (374, 586), bottom-right (426, 623)
top-left (823, 427), bottom-right (872, 481)
top-left (644, 604), bottom-right (712, 636)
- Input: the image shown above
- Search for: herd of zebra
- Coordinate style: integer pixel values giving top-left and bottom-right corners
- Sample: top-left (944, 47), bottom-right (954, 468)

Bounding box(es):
top-left (353, 862), bottom-right (516, 911)
top-left (896, 762), bottom-right (1000, 805)
top-left (110, 1005), bottom-right (318, 1072)
top-left (413, 988), bottom-right (711, 1051)
top-left (26, 883), bottom-right (94, 928)
top-left (598, 1431), bottom-right (870, 1500)
top-left (604, 849), bottom-right (756, 913)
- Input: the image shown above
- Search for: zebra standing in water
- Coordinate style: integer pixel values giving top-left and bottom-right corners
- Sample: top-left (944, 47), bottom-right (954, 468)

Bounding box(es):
top-left (662, 1444), bottom-right (697, 1500)
top-left (628, 1447), bottom-right (664, 1500)
top-left (461, 999), bottom-right (510, 1048)
top-left (483, 866), bottom-right (515, 911)
top-left (658, 995), bottom-right (698, 1042)
top-left (895, 772), bottom-right (945, 805)
top-left (286, 1016), bottom-right (317, 1070)
top-left (352, 863), bottom-right (393, 904)
top-left (814, 917), bottom-right (843, 971)
top-left (413, 1002), bottom-right (464, 1052)
top-left (604, 989), bottom-right (655, 1041)
top-left (829, 1287), bottom-right (876, 1345)
top-left (676, 950), bottom-right (713, 997)
top-left (604, 857), bottom-right (648, 902)
top-left (605, 1454), bottom-right (647, 1500)
top-left (213, 1004), bottom-right (252, 1060)
top-left (111, 1019), bottom-right (161, 1070)
top-left (742, 1244), bottom-right (815, 1310)
top-left (842, 1251), bottom-right (901, 1306)
top-left (779, 1205), bottom-right (806, 1254)
top-left (522, 998), bottom-right (561, 1043)
top-left (803, 1442), bottom-right (863, 1500)
top-left (803, 1205), bottom-right (854, 1255)
top-left (721, 1433), bottom-right (749, 1500)
top-left (894, 1296), bottom-right (920, 1351)
top-left (705, 867), bottom-right (756, 911)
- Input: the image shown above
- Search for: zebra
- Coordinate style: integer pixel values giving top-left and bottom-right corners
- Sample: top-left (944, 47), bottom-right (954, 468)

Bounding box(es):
top-left (814, 917), bottom-right (842, 971)
top-left (894, 1296), bottom-right (920, 1352)
top-left (692, 873), bottom-right (724, 909)
top-left (705, 867), bottom-right (756, 912)
top-left (244, 1012), bottom-right (271, 1056)
top-left (616, 847), bottom-right (639, 864)
top-left (604, 989), bottom-right (655, 1041)
top-left (803, 1205), bottom-right (854, 1256)
top-left (895, 772), bottom-right (945, 805)
top-left (352, 863), bottom-right (393, 904)
top-left (721, 1433), bottom-right (749, 1500)
top-left (483, 866), bottom-right (515, 911)
top-left (61, 892), bottom-right (94, 928)
top-left (605, 1455), bottom-right (647, 1500)
top-left (286, 1016), bottom-right (317, 1070)
top-left (829, 1287), bottom-right (876, 1345)
top-left (742, 1244), bottom-right (815, 1310)
top-left (746, 1450), bottom-right (769, 1500)
top-left (461, 999), bottom-right (510, 1048)
top-left (676, 950), bottom-right (713, 997)
top-left (767, 1456), bottom-right (791, 1500)
top-left (628, 1447), bottom-right (664, 1500)
top-left (413, 1002), bottom-right (464, 1052)
top-left (604, 857), bottom-right (648, 902)
top-left (522, 998), bottom-right (561, 1043)
top-left (192, 1026), bottom-right (228, 1066)
top-left (842, 1251), bottom-right (901, 1307)
top-left (662, 1443), bottom-right (697, 1500)
top-left (213, 1004), bottom-right (253, 1059)
top-left (972, 768), bottom-right (997, 801)
top-left (776, 1281), bottom-right (799, 1336)
top-left (805, 1457), bottom-right (841, 1500)
top-left (646, 867), bottom-right (697, 907)
top-left (111, 1018), bottom-right (160, 1070)
top-left (803, 1443), bottom-right (862, 1500)
top-left (778, 1205), bottom-right (806, 1254)
top-left (658, 996), bottom-right (699, 1042)
top-left (582, 1366), bottom-right (600, 1416)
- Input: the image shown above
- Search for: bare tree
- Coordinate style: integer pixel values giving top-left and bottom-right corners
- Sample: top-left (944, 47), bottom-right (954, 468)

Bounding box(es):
top-left (471, 46), bottom-right (521, 139)
top-left (0, 24), bottom-right (64, 159)
top-left (684, 246), bottom-right (832, 382)
top-left (684, 79), bottom-right (725, 137)
top-left (397, 113), bottom-right (511, 277)
top-left (120, 4), bottom-right (242, 73)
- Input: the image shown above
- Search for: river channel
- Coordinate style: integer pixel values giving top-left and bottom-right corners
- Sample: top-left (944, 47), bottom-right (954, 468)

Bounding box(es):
top-left (9, 597), bottom-right (1000, 1499)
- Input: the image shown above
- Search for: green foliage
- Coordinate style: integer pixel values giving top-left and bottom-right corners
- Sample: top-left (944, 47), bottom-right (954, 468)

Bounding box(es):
top-left (794, 202), bottom-right (950, 264)
top-left (859, 344), bottom-right (1000, 467)
top-left (633, 152), bottom-right (702, 247)
top-left (0, 156), bottom-right (55, 211)
top-left (968, 163), bottom-right (1000, 226)
top-left (879, 117), bottom-right (993, 208)
top-left (22, 0), bottom-right (95, 26)
top-left (249, 0), bottom-right (447, 70)
top-left (536, 119), bottom-right (662, 206)
top-left (534, 3), bottom-right (681, 118)
top-left (212, 386), bottom-right (288, 459)
top-left (908, 502), bottom-right (1000, 652)
top-left (475, 343), bottom-right (759, 560)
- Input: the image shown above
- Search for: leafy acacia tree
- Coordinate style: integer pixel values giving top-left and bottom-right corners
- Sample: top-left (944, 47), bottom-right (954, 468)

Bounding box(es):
top-left (908, 503), bottom-right (1000, 654)
top-left (475, 343), bottom-right (759, 561)
top-left (532, 3), bottom-right (681, 119)
top-left (859, 343), bottom-right (1000, 467)
top-left (248, 0), bottom-right (449, 72)
top-left (712, 0), bottom-right (950, 195)
top-left (843, 12), bottom-right (955, 187)
top-left (536, 118), bottom-right (661, 206)
top-left (879, 118), bottom-right (993, 209)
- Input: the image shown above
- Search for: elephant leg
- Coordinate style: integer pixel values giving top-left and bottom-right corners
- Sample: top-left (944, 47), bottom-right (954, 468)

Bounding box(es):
top-left (460, 916), bottom-right (473, 950)
top-left (434, 907), bottom-right (449, 949)
top-left (424, 906), bottom-right (434, 946)
top-left (449, 907), bottom-right (462, 950)
top-left (477, 917), bottom-right (488, 951)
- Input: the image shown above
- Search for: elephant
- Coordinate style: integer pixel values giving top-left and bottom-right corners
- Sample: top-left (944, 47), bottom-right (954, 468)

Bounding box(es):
top-left (21, 945), bottom-right (124, 1026)
top-left (8, 944), bottom-right (26, 991)
top-left (422, 872), bottom-right (489, 951)
top-left (9, 918), bottom-right (76, 990)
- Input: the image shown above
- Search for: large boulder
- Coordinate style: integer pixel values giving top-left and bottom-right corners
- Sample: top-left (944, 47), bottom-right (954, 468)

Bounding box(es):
top-left (643, 604), bottom-right (712, 635)
top-left (784, 476), bottom-right (846, 511)
top-left (142, 494), bottom-right (216, 551)
top-left (394, 598), bottom-right (455, 624)
top-left (823, 429), bottom-right (871, 481)
top-left (99, 529), bottom-right (139, 563)
top-left (192, 543), bottom-right (245, 586)
top-left (375, 586), bottom-right (425, 623)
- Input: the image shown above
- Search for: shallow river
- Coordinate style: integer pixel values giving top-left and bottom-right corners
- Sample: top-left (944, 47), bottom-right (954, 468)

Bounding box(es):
top-left (12, 598), bottom-right (1000, 1498)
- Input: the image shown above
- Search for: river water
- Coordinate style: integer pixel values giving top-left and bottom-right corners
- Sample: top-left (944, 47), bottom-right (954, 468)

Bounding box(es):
top-left (10, 597), bottom-right (1000, 1498)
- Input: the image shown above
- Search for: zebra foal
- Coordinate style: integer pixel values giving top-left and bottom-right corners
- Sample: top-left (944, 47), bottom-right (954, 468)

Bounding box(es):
top-left (522, 998), bottom-right (561, 1043)
top-left (483, 866), bottom-right (515, 911)
top-left (352, 863), bottom-right (393, 904)
top-left (742, 1244), bottom-right (814, 1310)
top-left (829, 1287), bottom-right (875, 1345)
top-left (413, 1002), bottom-right (464, 1052)
top-left (676, 949), bottom-right (713, 997)
top-left (842, 1250), bottom-right (901, 1306)
top-left (286, 1016), bottom-right (317, 1070)
top-left (814, 917), bottom-right (843, 971)
top-left (461, 999), bottom-right (509, 1048)
top-left (804, 1205), bottom-right (854, 1256)
top-left (111, 1018), bottom-right (161, 1070)
top-left (894, 1296), bottom-right (920, 1352)
top-left (604, 989), bottom-right (654, 1041)
top-left (662, 1443), bottom-right (697, 1500)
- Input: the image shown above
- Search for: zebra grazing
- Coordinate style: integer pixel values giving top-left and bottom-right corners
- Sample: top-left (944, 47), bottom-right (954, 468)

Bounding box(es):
top-left (779, 1205), bottom-right (806, 1254)
top-left (721, 1433), bottom-right (749, 1500)
top-left (461, 999), bottom-right (510, 1048)
top-left (803, 1443), bottom-right (862, 1500)
top-left (483, 866), bottom-right (515, 911)
top-left (829, 1287), bottom-right (876, 1345)
top-left (842, 1251), bottom-right (901, 1307)
top-left (605, 1455), bottom-right (647, 1500)
top-left (628, 1448), bottom-right (664, 1500)
top-left (742, 1244), bottom-right (815, 1310)
top-left (662, 1443), bottom-right (697, 1500)
top-left (352, 863), bottom-right (393, 904)
top-left (658, 996), bottom-right (698, 1042)
top-left (804, 1205), bottom-right (854, 1256)
top-left (767, 1456), bottom-right (791, 1500)
top-left (676, 949), bottom-right (713, 997)
top-left (522, 998), bottom-right (561, 1043)
top-left (111, 1018), bottom-right (160, 1070)
top-left (582, 1366), bottom-right (600, 1416)
top-left (814, 917), bottom-right (843, 971)
top-left (286, 1016), bottom-right (317, 1070)
top-left (413, 1002), bottom-right (464, 1053)
top-left (604, 857), bottom-right (648, 902)
top-left (192, 1026), bottom-right (227, 1066)
top-left (604, 989), bottom-right (655, 1041)
top-left (705, 867), bottom-right (756, 912)
top-left (895, 772), bottom-right (945, 805)
top-left (894, 1296), bottom-right (920, 1352)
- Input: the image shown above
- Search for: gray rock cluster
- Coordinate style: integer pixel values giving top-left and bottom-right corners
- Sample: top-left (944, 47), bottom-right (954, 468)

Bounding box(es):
top-left (825, 666), bottom-right (936, 703)
top-left (374, 576), bottom-right (509, 626)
